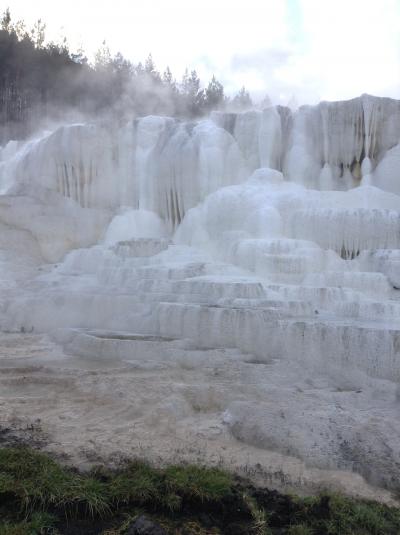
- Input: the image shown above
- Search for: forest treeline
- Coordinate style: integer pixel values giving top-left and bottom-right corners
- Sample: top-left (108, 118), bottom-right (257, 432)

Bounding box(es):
top-left (0, 8), bottom-right (259, 142)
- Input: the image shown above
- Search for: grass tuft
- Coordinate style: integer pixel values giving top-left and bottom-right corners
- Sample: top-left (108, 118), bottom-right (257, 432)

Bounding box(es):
top-left (0, 512), bottom-right (57, 535)
top-left (164, 465), bottom-right (233, 503)
top-left (242, 493), bottom-right (271, 534)
top-left (323, 492), bottom-right (400, 535)
top-left (0, 447), bottom-right (110, 517)
top-left (109, 460), bottom-right (162, 507)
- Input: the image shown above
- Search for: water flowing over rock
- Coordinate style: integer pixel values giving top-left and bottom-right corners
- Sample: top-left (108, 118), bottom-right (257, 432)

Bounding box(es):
top-left (0, 94), bottom-right (399, 492)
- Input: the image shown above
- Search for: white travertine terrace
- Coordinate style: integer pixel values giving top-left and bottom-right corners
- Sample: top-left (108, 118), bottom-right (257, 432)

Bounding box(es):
top-left (0, 94), bottom-right (399, 491)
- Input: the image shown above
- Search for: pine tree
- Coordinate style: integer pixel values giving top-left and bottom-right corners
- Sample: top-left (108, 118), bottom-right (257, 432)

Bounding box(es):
top-left (180, 69), bottom-right (204, 117)
top-left (163, 66), bottom-right (178, 95)
top-left (204, 75), bottom-right (224, 112)
top-left (31, 19), bottom-right (46, 48)
top-left (144, 53), bottom-right (161, 83)
top-left (163, 66), bottom-right (173, 86)
top-left (1, 8), bottom-right (11, 31)
top-left (94, 40), bottom-right (111, 70)
top-left (145, 53), bottom-right (155, 73)
top-left (232, 86), bottom-right (253, 110)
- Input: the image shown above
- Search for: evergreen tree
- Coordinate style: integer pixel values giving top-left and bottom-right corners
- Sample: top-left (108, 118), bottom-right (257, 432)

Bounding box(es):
top-left (163, 66), bottom-right (173, 86)
top-left (1, 8), bottom-right (11, 31)
top-left (31, 19), bottom-right (46, 48)
top-left (181, 69), bottom-right (204, 116)
top-left (94, 40), bottom-right (112, 70)
top-left (204, 75), bottom-right (224, 112)
top-left (232, 86), bottom-right (253, 110)
top-left (144, 53), bottom-right (161, 83)
top-left (163, 66), bottom-right (178, 103)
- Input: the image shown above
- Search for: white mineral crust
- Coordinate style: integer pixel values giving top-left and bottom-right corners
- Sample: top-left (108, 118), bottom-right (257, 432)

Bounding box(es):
top-left (0, 94), bottom-right (399, 496)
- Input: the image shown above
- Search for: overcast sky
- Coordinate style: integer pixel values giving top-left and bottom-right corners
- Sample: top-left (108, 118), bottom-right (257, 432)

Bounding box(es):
top-left (4, 0), bottom-right (400, 104)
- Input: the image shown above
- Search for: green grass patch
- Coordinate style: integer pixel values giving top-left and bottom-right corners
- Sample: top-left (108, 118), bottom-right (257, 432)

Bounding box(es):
top-left (0, 513), bottom-right (57, 535)
top-left (164, 465), bottom-right (233, 503)
top-left (0, 446), bottom-right (399, 534)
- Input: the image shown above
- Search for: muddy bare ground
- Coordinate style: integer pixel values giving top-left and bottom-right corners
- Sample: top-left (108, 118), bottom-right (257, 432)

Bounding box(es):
top-left (0, 332), bottom-right (397, 506)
